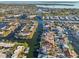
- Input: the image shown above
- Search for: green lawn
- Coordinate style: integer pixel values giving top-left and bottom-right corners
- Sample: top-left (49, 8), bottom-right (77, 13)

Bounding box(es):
top-left (16, 42), bottom-right (28, 47)
top-left (68, 42), bottom-right (74, 50)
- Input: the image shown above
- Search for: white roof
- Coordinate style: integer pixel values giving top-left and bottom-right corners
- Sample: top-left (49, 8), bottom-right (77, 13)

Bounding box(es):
top-left (0, 32), bottom-right (3, 35)
top-left (12, 46), bottom-right (25, 58)
top-left (0, 42), bottom-right (15, 47)
top-left (63, 44), bottom-right (69, 49)
top-left (0, 52), bottom-right (6, 58)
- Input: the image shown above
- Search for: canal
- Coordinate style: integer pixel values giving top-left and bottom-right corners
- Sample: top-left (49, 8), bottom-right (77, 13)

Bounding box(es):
top-left (27, 16), bottom-right (44, 58)
top-left (65, 28), bottom-right (79, 56)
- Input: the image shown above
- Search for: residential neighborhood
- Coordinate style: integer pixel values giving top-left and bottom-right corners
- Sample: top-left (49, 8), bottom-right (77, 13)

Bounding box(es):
top-left (0, 1), bottom-right (79, 58)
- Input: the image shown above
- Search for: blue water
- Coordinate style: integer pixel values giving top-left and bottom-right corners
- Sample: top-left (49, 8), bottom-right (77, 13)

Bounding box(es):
top-left (33, 16), bottom-right (44, 57)
top-left (65, 28), bottom-right (79, 54)
top-left (36, 16), bottom-right (44, 42)
top-left (0, 23), bottom-right (7, 28)
top-left (36, 2), bottom-right (79, 9)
